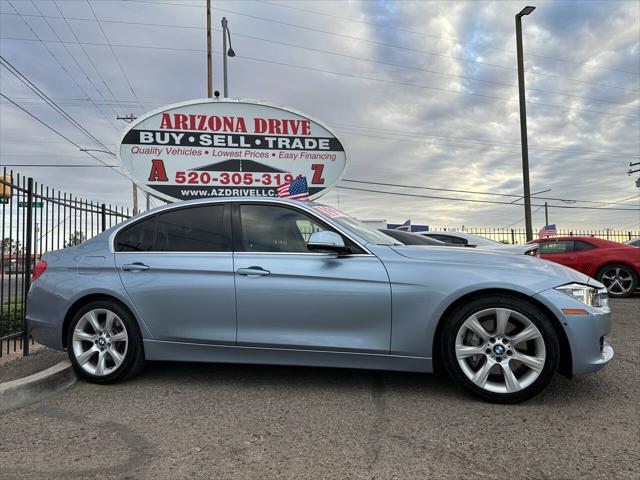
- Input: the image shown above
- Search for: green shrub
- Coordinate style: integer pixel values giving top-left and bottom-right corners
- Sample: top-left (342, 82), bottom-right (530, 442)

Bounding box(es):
top-left (0, 300), bottom-right (25, 337)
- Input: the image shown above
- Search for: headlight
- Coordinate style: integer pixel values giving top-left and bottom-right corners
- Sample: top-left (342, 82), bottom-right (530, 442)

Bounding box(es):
top-left (556, 283), bottom-right (609, 309)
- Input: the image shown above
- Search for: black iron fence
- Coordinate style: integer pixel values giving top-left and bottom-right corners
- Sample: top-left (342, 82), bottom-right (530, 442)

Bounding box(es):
top-left (0, 170), bottom-right (130, 357)
top-left (432, 227), bottom-right (639, 245)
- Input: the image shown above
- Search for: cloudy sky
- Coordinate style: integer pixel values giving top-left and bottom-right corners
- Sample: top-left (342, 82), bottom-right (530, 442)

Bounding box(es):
top-left (1, 0), bottom-right (639, 230)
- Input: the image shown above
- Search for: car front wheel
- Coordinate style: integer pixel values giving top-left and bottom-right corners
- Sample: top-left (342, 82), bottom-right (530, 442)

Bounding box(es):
top-left (597, 263), bottom-right (638, 298)
top-left (67, 300), bottom-right (145, 384)
top-left (441, 295), bottom-right (559, 403)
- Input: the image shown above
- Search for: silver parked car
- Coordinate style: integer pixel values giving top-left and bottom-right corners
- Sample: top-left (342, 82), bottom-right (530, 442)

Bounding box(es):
top-left (419, 231), bottom-right (538, 255)
top-left (27, 198), bottom-right (613, 403)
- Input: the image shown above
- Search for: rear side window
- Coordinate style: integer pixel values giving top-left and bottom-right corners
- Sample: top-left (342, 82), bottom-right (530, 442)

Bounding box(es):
top-left (115, 216), bottom-right (156, 252)
top-left (115, 205), bottom-right (230, 252)
top-left (574, 240), bottom-right (596, 251)
top-left (429, 234), bottom-right (467, 245)
top-left (539, 240), bottom-right (573, 254)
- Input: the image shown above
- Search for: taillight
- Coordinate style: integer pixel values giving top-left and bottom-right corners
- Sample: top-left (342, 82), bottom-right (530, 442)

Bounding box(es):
top-left (32, 260), bottom-right (47, 281)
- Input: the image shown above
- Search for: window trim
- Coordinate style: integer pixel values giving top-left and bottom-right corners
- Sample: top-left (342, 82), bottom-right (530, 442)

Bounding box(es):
top-left (111, 199), bottom-right (372, 255)
top-left (114, 203), bottom-right (232, 253)
top-left (232, 202), bottom-right (368, 255)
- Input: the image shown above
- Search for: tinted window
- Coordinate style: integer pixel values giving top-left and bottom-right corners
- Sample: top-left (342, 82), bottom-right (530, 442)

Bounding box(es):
top-left (380, 229), bottom-right (443, 245)
top-left (155, 205), bottom-right (229, 252)
top-left (428, 234), bottom-right (467, 245)
top-left (539, 240), bottom-right (573, 254)
top-left (116, 205), bottom-right (230, 252)
top-left (574, 240), bottom-right (596, 251)
top-left (239, 205), bottom-right (333, 253)
top-left (115, 216), bottom-right (157, 252)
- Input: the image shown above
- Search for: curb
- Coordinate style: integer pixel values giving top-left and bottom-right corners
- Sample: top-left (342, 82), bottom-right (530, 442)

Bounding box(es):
top-left (0, 360), bottom-right (77, 413)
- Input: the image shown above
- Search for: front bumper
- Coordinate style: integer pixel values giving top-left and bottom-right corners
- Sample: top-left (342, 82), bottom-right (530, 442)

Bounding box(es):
top-left (534, 288), bottom-right (614, 375)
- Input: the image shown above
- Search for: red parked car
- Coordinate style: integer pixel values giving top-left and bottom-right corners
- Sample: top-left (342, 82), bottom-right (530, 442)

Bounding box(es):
top-left (533, 236), bottom-right (640, 298)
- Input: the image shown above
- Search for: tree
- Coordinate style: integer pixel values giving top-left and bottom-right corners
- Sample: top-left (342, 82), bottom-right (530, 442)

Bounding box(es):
top-left (1, 237), bottom-right (21, 254)
top-left (65, 231), bottom-right (86, 247)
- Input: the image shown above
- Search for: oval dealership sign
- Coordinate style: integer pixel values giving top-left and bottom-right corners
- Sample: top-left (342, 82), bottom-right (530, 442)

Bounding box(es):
top-left (117, 99), bottom-right (347, 202)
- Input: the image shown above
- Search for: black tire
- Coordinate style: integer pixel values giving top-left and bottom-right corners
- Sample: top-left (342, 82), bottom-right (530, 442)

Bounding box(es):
top-left (596, 263), bottom-right (638, 298)
top-left (440, 295), bottom-right (559, 404)
top-left (67, 300), bottom-right (145, 384)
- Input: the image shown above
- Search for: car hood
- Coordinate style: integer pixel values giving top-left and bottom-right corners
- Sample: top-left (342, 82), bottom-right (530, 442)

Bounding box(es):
top-left (388, 245), bottom-right (596, 287)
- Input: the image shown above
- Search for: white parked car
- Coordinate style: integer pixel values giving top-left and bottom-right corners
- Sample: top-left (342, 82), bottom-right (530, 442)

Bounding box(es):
top-left (624, 237), bottom-right (640, 247)
top-left (418, 231), bottom-right (537, 255)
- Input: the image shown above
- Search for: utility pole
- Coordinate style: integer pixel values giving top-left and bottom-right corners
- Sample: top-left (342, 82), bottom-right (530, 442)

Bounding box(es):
top-left (544, 201), bottom-right (549, 226)
top-left (515, 6), bottom-right (536, 242)
top-left (207, 0), bottom-right (213, 97)
top-left (117, 113), bottom-right (139, 215)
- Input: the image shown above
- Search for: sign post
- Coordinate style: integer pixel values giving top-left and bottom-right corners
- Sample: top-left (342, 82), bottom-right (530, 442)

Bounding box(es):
top-left (116, 99), bottom-right (347, 202)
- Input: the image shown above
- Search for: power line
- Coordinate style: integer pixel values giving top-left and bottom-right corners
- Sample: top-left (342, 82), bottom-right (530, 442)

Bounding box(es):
top-left (333, 123), bottom-right (640, 159)
top-left (0, 55), bottom-right (112, 152)
top-left (52, 0), bottom-right (120, 110)
top-left (0, 93), bottom-right (126, 177)
top-left (336, 185), bottom-right (640, 211)
top-left (3, 10), bottom-right (636, 108)
top-left (262, 0), bottom-right (640, 77)
top-left (206, 4), bottom-right (640, 94)
top-left (3, 33), bottom-right (636, 118)
top-left (2, 94), bottom-right (636, 161)
top-left (7, 1), bottom-right (120, 133)
top-left (341, 179), bottom-right (639, 206)
top-left (232, 53), bottom-right (637, 119)
top-left (2, 164), bottom-right (119, 167)
top-left (85, 0), bottom-right (144, 111)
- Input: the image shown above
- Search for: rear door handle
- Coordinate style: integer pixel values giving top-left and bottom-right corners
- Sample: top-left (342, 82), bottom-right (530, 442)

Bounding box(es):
top-left (122, 262), bottom-right (150, 272)
top-left (237, 266), bottom-right (270, 277)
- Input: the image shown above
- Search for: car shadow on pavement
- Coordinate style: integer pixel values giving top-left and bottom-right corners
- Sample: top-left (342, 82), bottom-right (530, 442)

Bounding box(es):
top-left (132, 360), bottom-right (613, 406)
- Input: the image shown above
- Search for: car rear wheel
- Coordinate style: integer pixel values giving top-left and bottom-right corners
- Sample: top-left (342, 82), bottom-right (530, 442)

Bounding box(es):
top-left (67, 300), bottom-right (145, 384)
top-left (597, 264), bottom-right (637, 298)
top-left (441, 295), bottom-right (559, 403)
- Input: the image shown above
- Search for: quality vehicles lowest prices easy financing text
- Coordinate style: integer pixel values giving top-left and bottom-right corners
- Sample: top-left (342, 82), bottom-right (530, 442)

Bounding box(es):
top-left (27, 199), bottom-right (613, 403)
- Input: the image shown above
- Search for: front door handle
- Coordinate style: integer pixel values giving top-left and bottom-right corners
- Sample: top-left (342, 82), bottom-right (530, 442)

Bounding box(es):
top-left (237, 266), bottom-right (270, 277)
top-left (122, 262), bottom-right (150, 272)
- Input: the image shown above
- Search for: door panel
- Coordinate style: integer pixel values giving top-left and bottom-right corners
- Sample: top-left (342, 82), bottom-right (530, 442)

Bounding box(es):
top-left (234, 253), bottom-right (391, 352)
top-left (114, 203), bottom-right (236, 344)
top-left (116, 253), bottom-right (236, 343)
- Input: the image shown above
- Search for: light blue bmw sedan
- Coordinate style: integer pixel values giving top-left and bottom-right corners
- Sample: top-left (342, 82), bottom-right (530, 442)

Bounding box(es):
top-left (26, 198), bottom-right (613, 403)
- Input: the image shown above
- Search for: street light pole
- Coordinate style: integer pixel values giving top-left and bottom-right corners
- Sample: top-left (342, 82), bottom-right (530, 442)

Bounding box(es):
top-left (516, 6), bottom-right (536, 242)
top-left (207, 0), bottom-right (213, 98)
top-left (221, 17), bottom-right (235, 98)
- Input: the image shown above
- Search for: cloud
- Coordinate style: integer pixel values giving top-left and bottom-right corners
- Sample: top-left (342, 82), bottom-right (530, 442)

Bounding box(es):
top-left (0, 0), bottom-right (638, 230)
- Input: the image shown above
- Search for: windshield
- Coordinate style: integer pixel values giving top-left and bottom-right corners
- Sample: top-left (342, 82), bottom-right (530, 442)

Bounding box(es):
top-left (311, 205), bottom-right (401, 245)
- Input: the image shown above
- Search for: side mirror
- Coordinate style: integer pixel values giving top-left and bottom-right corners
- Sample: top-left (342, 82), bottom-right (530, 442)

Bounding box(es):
top-left (307, 231), bottom-right (348, 254)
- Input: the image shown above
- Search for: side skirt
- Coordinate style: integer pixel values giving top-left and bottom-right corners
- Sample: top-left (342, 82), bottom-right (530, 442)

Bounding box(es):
top-left (143, 340), bottom-right (433, 373)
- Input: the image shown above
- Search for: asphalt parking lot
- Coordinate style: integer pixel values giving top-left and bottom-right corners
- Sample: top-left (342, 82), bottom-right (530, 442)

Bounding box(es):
top-left (1, 298), bottom-right (638, 480)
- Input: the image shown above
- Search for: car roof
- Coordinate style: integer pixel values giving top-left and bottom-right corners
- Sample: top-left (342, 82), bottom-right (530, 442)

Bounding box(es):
top-left (421, 231), bottom-right (499, 244)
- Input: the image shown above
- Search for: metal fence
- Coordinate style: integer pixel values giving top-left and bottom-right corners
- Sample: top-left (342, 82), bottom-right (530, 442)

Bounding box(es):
top-left (0, 170), bottom-right (130, 357)
top-left (432, 227), bottom-right (639, 245)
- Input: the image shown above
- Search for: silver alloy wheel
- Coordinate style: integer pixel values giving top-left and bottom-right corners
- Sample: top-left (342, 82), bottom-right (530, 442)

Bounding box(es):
top-left (455, 308), bottom-right (546, 394)
top-left (72, 308), bottom-right (128, 377)
top-left (600, 267), bottom-right (634, 296)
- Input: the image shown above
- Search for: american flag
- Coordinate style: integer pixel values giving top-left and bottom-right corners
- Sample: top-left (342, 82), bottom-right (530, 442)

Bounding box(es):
top-left (277, 175), bottom-right (309, 200)
top-left (314, 205), bottom-right (344, 218)
top-left (538, 224), bottom-right (557, 238)
top-left (395, 220), bottom-right (411, 232)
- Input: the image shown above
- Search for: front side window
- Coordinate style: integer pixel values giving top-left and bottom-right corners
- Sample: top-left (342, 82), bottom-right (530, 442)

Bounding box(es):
top-left (115, 205), bottom-right (230, 252)
top-left (239, 205), bottom-right (345, 253)
top-left (539, 240), bottom-right (573, 254)
top-left (239, 205), bottom-right (328, 253)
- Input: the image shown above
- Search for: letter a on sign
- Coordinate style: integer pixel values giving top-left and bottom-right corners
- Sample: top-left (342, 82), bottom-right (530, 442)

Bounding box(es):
top-left (148, 159), bottom-right (168, 182)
